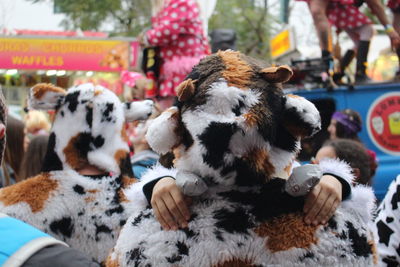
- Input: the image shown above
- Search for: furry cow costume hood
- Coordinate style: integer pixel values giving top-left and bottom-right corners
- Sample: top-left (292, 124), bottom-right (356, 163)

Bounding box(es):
top-left (0, 83), bottom-right (154, 262)
top-left (108, 50), bottom-right (377, 267)
top-left (29, 83), bottom-right (153, 176)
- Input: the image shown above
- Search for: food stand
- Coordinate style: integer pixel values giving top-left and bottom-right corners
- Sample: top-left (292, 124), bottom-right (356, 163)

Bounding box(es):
top-left (0, 35), bottom-right (139, 108)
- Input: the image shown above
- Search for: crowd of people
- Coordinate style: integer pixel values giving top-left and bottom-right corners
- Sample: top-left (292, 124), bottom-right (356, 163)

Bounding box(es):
top-left (0, 112), bottom-right (50, 188)
top-left (1, 0), bottom-right (400, 266)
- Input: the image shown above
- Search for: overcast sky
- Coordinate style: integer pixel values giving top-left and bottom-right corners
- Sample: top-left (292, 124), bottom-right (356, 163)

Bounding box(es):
top-left (0, 0), bottom-right (390, 61)
top-left (1, 0), bottom-right (64, 31)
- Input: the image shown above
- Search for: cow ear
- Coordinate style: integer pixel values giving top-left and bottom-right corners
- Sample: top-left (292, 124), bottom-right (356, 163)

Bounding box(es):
top-left (146, 107), bottom-right (180, 154)
top-left (175, 79), bottom-right (197, 102)
top-left (123, 100), bottom-right (154, 122)
top-left (28, 83), bottom-right (66, 110)
top-left (282, 94), bottom-right (321, 138)
top-left (260, 65), bottom-right (293, 83)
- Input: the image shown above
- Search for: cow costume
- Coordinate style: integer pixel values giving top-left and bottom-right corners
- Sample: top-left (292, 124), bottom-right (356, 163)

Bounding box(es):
top-left (107, 50), bottom-right (377, 266)
top-left (0, 83), bottom-right (153, 262)
top-left (375, 174), bottom-right (400, 266)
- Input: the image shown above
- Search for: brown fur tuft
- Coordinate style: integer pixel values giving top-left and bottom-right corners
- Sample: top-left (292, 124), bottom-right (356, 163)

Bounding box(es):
top-left (254, 212), bottom-right (318, 252)
top-left (243, 148), bottom-right (275, 181)
top-left (176, 79), bottom-right (197, 101)
top-left (118, 176), bottom-right (138, 202)
top-left (114, 150), bottom-right (129, 168)
top-left (213, 258), bottom-right (257, 267)
top-left (0, 173), bottom-right (58, 212)
top-left (63, 134), bottom-right (89, 170)
top-left (218, 50), bottom-right (253, 89)
top-left (32, 83), bottom-right (66, 100)
top-left (105, 253), bottom-right (120, 267)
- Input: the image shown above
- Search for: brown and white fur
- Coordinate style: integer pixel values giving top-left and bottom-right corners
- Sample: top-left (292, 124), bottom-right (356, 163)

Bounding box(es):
top-left (0, 83), bottom-right (154, 262)
top-left (108, 51), bottom-right (377, 266)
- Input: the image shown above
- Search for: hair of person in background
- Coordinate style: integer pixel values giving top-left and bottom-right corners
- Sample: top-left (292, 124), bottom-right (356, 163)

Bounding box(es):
top-left (24, 110), bottom-right (51, 136)
top-left (328, 109), bottom-right (362, 141)
top-left (19, 135), bottom-right (49, 180)
top-left (317, 138), bottom-right (372, 186)
top-left (3, 115), bottom-right (25, 185)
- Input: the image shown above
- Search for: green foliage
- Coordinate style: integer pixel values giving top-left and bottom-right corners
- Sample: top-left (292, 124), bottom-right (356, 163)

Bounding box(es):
top-left (208, 0), bottom-right (273, 60)
top-left (27, 0), bottom-right (276, 59)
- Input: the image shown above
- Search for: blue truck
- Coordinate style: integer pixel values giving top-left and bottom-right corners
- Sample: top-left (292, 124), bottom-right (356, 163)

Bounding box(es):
top-left (289, 83), bottom-right (400, 201)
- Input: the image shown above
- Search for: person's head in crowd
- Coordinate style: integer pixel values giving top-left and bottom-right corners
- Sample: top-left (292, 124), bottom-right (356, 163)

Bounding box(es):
top-left (3, 115), bottom-right (26, 184)
top-left (20, 135), bottom-right (49, 180)
top-left (313, 138), bottom-right (372, 186)
top-left (131, 105), bottom-right (161, 152)
top-left (131, 120), bottom-right (152, 153)
top-left (328, 109), bottom-right (362, 141)
top-left (24, 110), bottom-right (51, 136)
top-left (121, 71), bottom-right (152, 101)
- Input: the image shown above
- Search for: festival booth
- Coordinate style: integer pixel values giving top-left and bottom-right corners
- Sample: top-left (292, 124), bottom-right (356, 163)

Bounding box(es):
top-left (368, 47), bottom-right (399, 82)
top-left (0, 34), bottom-right (140, 112)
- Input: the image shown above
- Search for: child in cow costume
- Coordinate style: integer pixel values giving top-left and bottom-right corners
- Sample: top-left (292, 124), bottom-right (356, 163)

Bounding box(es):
top-left (0, 83), bottom-right (153, 263)
top-left (107, 50), bottom-right (377, 266)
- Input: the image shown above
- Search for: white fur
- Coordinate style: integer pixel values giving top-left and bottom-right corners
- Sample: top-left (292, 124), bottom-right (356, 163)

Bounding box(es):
top-left (285, 95), bottom-right (321, 135)
top-left (374, 175), bottom-right (400, 265)
top-left (110, 182), bottom-right (377, 266)
top-left (269, 142), bottom-right (301, 179)
top-left (0, 170), bottom-right (136, 262)
top-left (146, 107), bottom-right (180, 155)
top-left (203, 79), bottom-right (260, 117)
top-left (88, 86), bottom-right (128, 174)
top-left (51, 84), bottom-right (129, 174)
top-left (174, 80), bottom-right (268, 186)
top-left (342, 184), bottom-right (376, 224)
top-left (124, 100), bottom-right (154, 122)
top-left (28, 88), bottom-right (65, 110)
top-left (110, 54), bottom-right (377, 266)
top-left (319, 158), bottom-right (355, 186)
top-left (125, 164), bottom-right (178, 208)
top-left (0, 83), bottom-right (154, 262)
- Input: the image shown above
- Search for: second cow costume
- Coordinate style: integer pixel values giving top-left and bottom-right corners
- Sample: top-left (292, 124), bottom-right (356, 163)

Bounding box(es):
top-left (0, 83), bottom-right (153, 263)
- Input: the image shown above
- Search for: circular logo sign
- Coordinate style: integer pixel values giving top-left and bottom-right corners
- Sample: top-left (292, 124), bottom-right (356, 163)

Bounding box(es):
top-left (367, 92), bottom-right (400, 155)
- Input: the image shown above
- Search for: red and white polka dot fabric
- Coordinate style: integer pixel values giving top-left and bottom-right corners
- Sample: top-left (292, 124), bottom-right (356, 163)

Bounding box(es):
top-left (388, 0), bottom-right (400, 11)
top-left (294, 0), bottom-right (371, 30)
top-left (295, 0), bottom-right (352, 3)
top-left (146, 0), bottom-right (210, 97)
top-left (327, 0), bottom-right (372, 30)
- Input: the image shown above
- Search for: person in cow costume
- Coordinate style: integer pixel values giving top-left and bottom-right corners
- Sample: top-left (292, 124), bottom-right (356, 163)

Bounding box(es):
top-left (107, 50), bottom-right (377, 266)
top-left (0, 83), bottom-right (154, 263)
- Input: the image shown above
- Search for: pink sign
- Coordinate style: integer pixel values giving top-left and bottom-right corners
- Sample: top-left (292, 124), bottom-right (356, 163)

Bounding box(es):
top-left (0, 38), bottom-right (138, 72)
top-left (130, 41), bottom-right (140, 68)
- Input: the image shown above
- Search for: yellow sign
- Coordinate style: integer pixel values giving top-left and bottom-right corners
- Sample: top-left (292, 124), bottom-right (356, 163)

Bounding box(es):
top-left (270, 29), bottom-right (293, 59)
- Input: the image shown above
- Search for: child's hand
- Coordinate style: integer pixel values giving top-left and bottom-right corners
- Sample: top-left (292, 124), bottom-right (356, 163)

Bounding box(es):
top-left (303, 174), bottom-right (342, 226)
top-left (151, 177), bottom-right (191, 230)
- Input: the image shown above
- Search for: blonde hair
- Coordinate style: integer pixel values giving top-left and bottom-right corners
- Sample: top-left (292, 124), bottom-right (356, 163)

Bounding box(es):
top-left (24, 110), bottom-right (51, 134)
